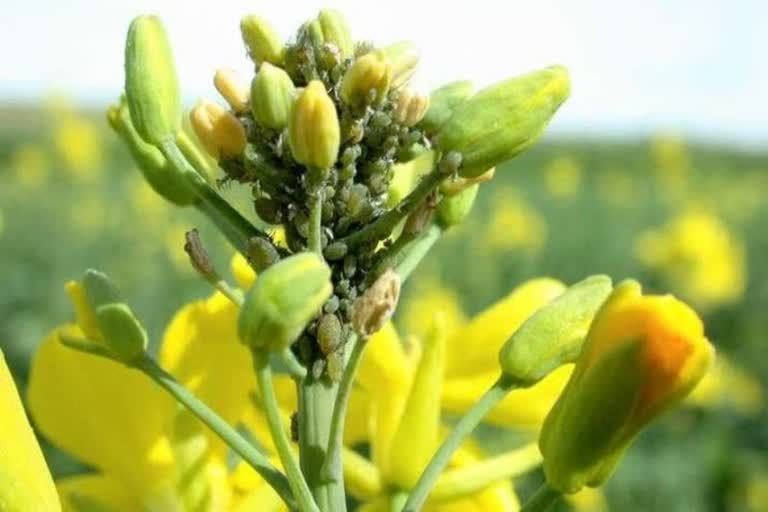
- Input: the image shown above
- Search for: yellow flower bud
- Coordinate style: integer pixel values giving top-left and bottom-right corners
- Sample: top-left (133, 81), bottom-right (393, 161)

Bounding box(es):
top-left (340, 50), bottom-right (393, 107)
top-left (382, 41), bottom-right (419, 88)
top-left (240, 15), bottom-right (284, 66)
top-left (0, 349), bottom-right (60, 512)
top-left (437, 65), bottom-right (570, 177)
top-left (499, 275), bottom-right (613, 385)
top-left (251, 62), bottom-right (296, 130)
top-left (440, 167), bottom-right (495, 197)
top-left (419, 80), bottom-right (473, 134)
top-left (318, 9), bottom-right (354, 58)
top-left (393, 88), bottom-right (430, 127)
top-left (190, 99), bottom-right (247, 159)
top-left (288, 81), bottom-right (341, 169)
top-left (238, 253), bottom-right (333, 352)
top-left (436, 183), bottom-right (478, 228)
top-left (213, 68), bottom-right (250, 113)
top-left (124, 15), bottom-right (181, 145)
top-left (539, 280), bottom-right (714, 493)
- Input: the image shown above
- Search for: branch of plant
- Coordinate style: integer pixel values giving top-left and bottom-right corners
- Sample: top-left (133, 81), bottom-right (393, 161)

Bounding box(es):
top-left (519, 483), bottom-right (563, 512)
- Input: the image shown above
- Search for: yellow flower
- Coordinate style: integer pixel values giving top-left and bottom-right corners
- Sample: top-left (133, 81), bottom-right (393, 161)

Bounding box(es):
top-left (484, 187), bottom-right (547, 253)
top-left (1, 348), bottom-right (60, 511)
top-left (543, 156), bottom-right (581, 198)
top-left (635, 209), bottom-right (746, 308)
top-left (53, 115), bottom-right (103, 180)
top-left (650, 133), bottom-right (690, 199)
top-left (687, 355), bottom-right (763, 416)
top-left (10, 142), bottom-right (49, 188)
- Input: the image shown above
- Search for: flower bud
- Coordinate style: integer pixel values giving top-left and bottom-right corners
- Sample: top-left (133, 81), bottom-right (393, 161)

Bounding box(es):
top-left (190, 100), bottom-right (247, 159)
top-left (539, 280), bottom-right (714, 493)
top-left (340, 50), bottom-right (393, 107)
top-left (240, 15), bottom-right (284, 66)
top-left (238, 253), bottom-right (333, 352)
top-left (437, 183), bottom-right (478, 228)
top-left (66, 270), bottom-right (148, 363)
top-left (251, 62), bottom-right (296, 130)
top-left (393, 88), bottom-right (430, 127)
top-left (0, 349), bottom-right (60, 512)
top-left (499, 275), bottom-right (612, 385)
top-left (440, 167), bottom-right (495, 197)
top-left (437, 65), bottom-right (570, 178)
top-left (352, 269), bottom-right (401, 337)
top-left (318, 9), bottom-right (353, 59)
top-left (382, 41), bottom-right (419, 88)
top-left (288, 81), bottom-right (341, 169)
top-left (108, 100), bottom-right (198, 206)
top-left (213, 68), bottom-right (250, 113)
top-left (419, 80), bottom-right (474, 134)
top-left (124, 15), bottom-right (181, 145)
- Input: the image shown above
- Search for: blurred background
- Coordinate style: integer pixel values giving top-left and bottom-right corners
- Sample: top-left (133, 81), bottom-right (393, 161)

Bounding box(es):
top-left (1, 1), bottom-right (766, 510)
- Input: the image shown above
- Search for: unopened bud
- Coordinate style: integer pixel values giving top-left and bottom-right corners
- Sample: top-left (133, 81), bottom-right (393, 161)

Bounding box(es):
top-left (288, 81), bottom-right (341, 169)
top-left (382, 41), bottom-right (419, 88)
top-left (437, 183), bottom-right (478, 228)
top-left (213, 68), bottom-right (250, 113)
top-left (353, 269), bottom-right (401, 337)
top-left (251, 62), bottom-right (296, 130)
top-left (190, 100), bottom-right (247, 159)
top-left (240, 15), bottom-right (284, 66)
top-left (394, 88), bottom-right (430, 126)
top-left (419, 80), bottom-right (474, 134)
top-left (124, 15), bottom-right (181, 145)
top-left (340, 50), bottom-right (392, 107)
top-left (437, 65), bottom-right (570, 177)
top-left (238, 253), bottom-right (332, 352)
top-left (318, 9), bottom-right (353, 59)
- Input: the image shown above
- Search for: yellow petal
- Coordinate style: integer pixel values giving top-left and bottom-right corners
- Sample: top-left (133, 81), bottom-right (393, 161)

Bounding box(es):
top-left (566, 487), bottom-right (609, 511)
top-left (344, 386), bottom-right (372, 446)
top-left (57, 473), bottom-right (137, 512)
top-left (343, 447), bottom-right (383, 500)
top-left (388, 314), bottom-right (446, 489)
top-left (446, 278), bottom-right (565, 378)
top-left (442, 366), bottom-right (573, 429)
top-left (0, 348), bottom-right (60, 511)
top-left (28, 326), bottom-right (175, 493)
top-left (159, 293), bottom-right (256, 455)
top-left (231, 252), bottom-right (257, 290)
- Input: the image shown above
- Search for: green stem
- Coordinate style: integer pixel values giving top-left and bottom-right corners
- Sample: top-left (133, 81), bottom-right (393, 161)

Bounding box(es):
top-left (299, 374), bottom-right (346, 512)
top-left (320, 334), bottom-right (363, 483)
top-left (159, 140), bottom-right (268, 255)
top-left (135, 356), bottom-right (296, 510)
top-left (308, 191), bottom-right (324, 254)
top-left (212, 278), bottom-right (244, 306)
top-left (519, 483), bottom-right (562, 512)
top-left (390, 492), bottom-right (408, 512)
top-left (391, 224), bottom-right (443, 282)
top-left (336, 169), bottom-right (445, 250)
top-left (401, 374), bottom-right (519, 512)
top-left (277, 348), bottom-right (308, 380)
top-left (253, 353), bottom-right (320, 512)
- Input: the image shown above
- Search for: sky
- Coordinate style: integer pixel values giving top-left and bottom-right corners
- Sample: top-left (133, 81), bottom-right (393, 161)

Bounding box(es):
top-left (1, 0), bottom-right (766, 146)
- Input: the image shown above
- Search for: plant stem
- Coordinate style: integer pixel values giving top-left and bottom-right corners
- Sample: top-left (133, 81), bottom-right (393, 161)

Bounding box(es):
top-left (519, 483), bottom-right (562, 512)
top-left (135, 356), bottom-right (296, 509)
top-left (159, 140), bottom-right (268, 255)
top-left (401, 373), bottom-right (519, 512)
top-left (308, 191), bottom-right (324, 254)
top-left (253, 352), bottom-right (320, 512)
top-left (392, 224), bottom-right (443, 282)
top-left (320, 334), bottom-right (363, 483)
top-left (336, 169), bottom-right (445, 250)
top-left (390, 492), bottom-right (408, 512)
top-left (299, 373), bottom-right (346, 512)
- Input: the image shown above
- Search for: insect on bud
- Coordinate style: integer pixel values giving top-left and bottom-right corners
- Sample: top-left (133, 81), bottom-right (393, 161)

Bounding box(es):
top-left (382, 41), bottom-right (419, 88)
top-left (288, 80), bottom-right (341, 169)
top-left (240, 15), bottom-right (285, 66)
top-left (190, 99), bottom-right (247, 159)
top-left (340, 50), bottom-right (393, 107)
top-left (393, 88), bottom-right (430, 127)
top-left (251, 62), bottom-right (296, 130)
top-left (317, 9), bottom-right (354, 59)
top-left (213, 68), bottom-right (250, 113)
top-left (352, 269), bottom-right (401, 337)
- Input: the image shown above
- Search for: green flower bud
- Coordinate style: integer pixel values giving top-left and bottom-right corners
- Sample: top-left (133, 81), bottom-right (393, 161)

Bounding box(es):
top-left (124, 15), bottom-right (181, 145)
top-left (240, 15), bottom-right (284, 66)
top-left (213, 68), bottom-right (250, 113)
top-left (238, 253), bottom-right (333, 352)
top-left (340, 50), bottom-right (393, 107)
top-left (382, 41), bottom-right (419, 88)
top-left (288, 81), bottom-right (341, 169)
top-left (419, 80), bottom-right (474, 134)
top-left (318, 9), bottom-right (353, 59)
top-left (190, 100), bottom-right (247, 159)
top-left (437, 183), bottom-right (478, 228)
top-left (251, 62), bottom-right (296, 130)
top-left (94, 303), bottom-right (149, 363)
top-left (436, 65), bottom-right (570, 178)
top-left (499, 275), bottom-right (612, 385)
top-left (108, 100), bottom-right (199, 206)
